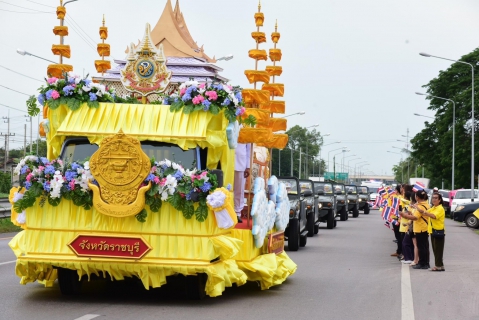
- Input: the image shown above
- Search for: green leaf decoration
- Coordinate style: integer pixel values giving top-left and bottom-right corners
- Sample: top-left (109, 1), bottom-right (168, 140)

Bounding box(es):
top-left (150, 197), bottom-right (162, 212)
top-left (183, 201), bottom-right (195, 219)
top-left (195, 202), bottom-right (208, 222)
top-left (209, 104), bottom-right (220, 115)
top-left (183, 104), bottom-right (194, 114)
top-left (26, 95), bottom-right (40, 116)
top-left (170, 192), bottom-right (183, 211)
top-left (87, 100), bottom-right (99, 109)
top-left (67, 98), bottom-right (81, 111)
top-left (47, 98), bottom-right (60, 110)
top-left (243, 115), bottom-right (257, 127)
top-left (170, 100), bottom-right (183, 112)
top-left (48, 196), bottom-right (61, 207)
top-left (135, 209), bottom-right (147, 223)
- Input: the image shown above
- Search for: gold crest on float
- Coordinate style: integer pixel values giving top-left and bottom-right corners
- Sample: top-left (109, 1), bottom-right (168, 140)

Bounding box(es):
top-left (88, 130), bottom-right (151, 217)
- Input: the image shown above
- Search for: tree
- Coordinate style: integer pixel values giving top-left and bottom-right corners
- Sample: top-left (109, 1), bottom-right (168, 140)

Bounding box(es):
top-left (409, 48), bottom-right (479, 190)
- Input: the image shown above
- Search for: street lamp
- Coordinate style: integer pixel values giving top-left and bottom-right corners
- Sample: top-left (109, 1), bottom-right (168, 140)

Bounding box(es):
top-left (279, 111), bottom-right (305, 118)
top-left (284, 123), bottom-right (315, 177)
top-left (17, 49), bottom-right (57, 64)
top-left (217, 54), bottom-right (234, 61)
top-left (420, 52), bottom-right (474, 201)
top-left (388, 150), bottom-right (404, 182)
top-left (342, 154), bottom-right (356, 172)
top-left (416, 92), bottom-right (456, 190)
top-left (319, 141), bottom-right (340, 177)
top-left (347, 157), bottom-right (361, 179)
top-left (357, 163), bottom-right (369, 183)
top-left (414, 113), bottom-right (434, 119)
top-left (328, 146), bottom-right (347, 172)
top-left (332, 150), bottom-right (349, 181)
top-left (354, 161), bottom-right (368, 183)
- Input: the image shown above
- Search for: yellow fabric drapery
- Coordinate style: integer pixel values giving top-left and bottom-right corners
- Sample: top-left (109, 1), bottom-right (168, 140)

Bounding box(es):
top-left (262, 83), bottom-right (285, 97)
top-left (99, 26), bottom-right (108, 40)
top-left (265, 65), bottom-right (282, 77)
top-left (271, 32), bottom-right (281, 43)
top-left (56, 6), bottom-right (65, 19)
top-left (254, 12), bottom-right (264, 26)
top-left (53, 26), bottom-right (68, 36)
top-left (256, 134), bottom-right (289, 149)
top-left (46, 64), bottom-right (73, 78)
top-left (269, 49), bottom-right (282, 62)
top-left (244, 70), bottom-right (270, 84)
top-left (257, 117), bottom-right (287, 132)
top-left (242, 108), bottom-right (270, 125)
top-left (51, 44), bottom-right (71, 58)
top-left (261, 100), bottom-right (285, 114)
top-left (97, 43), bottom-right (110, 57)
top-left (251, 32), bottom-right (266, 44)
top-left (238, 127), bottom-right (273, 144)
top-left (94, 60), bottom-right (111, 73)
top-left (248, 49), bottom-right (268, 61)
top-left (242, 89), bottom-right (270, 105)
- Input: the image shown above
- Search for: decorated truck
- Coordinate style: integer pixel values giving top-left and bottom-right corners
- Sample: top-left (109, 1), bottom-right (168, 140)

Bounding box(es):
top-left (8, 2), bottom-right (296, 298)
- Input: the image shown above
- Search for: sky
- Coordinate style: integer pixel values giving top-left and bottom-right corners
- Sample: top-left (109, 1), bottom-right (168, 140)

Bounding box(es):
top-left (1, 0), bottom-right (479, 176)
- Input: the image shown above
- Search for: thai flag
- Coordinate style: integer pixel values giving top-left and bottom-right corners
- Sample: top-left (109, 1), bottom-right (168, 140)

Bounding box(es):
top-left (382, 207), bottom-right (391, 221)
top-left (412, 181), bottom-right (425, 192)
top-left (391, 197), bottom-right (399, 211)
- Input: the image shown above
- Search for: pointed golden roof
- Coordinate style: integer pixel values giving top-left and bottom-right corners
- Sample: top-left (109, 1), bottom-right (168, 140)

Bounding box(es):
top-left (149, 0), bottom-right (215, 62)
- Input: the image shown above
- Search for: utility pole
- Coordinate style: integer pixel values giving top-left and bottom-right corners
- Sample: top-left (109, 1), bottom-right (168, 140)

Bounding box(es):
top-left (25, 115), bottom-right (32, 153)
top-left (24, 124), bottom-right (27, 157)
top-left (298, 147), bottom-right (302, 179)
top-left (0, 133), bottom-right (15, 172)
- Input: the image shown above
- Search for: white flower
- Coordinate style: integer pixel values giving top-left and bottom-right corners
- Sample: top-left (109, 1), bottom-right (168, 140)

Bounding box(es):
top-left (83, 161), bottom-right (90, 170)
top-left (161, 191), bottom-right (168, 201)
top-left (179, 83), bottom-right (186, 90)
top-left (184, 168), bottom-right (198, 177)
top-left (185, 80), bottom-right (198, 87)
top-left (13, 192), bottom-right (24, 203)
top-left (16, 211), bottom-right (26, 224)
top-left (75, 77), bottom-right (81, 84)
top-left (223, 85), bottom-right (232, 94)
top-left (82, 85), bottom-right (92, 92)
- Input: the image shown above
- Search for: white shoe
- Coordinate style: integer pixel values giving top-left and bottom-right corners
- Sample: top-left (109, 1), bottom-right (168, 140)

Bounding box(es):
top-left (402, 260), bottom-right (412, 264)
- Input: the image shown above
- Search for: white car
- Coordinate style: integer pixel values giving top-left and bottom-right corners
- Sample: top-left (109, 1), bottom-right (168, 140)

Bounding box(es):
top-left (451, 189), bottom-right (479, 212)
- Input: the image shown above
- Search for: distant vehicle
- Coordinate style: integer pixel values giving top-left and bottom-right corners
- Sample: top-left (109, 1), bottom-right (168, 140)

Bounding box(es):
top-left (432, 190), bottom-right (451, 217)
top-left (299, 179), bottom-right (318, 237)
top-left (313, 181), bottom-right (337, 230)
top-left (409, 178), bottom-right (430, 189)
top-left (356, 186), bottom-right (370, 214)
top-left (450, 189), bottom-right (479, 212)
top-left (453, 202), bottom-right (479, 228)
top-left (361, 181), bottom-right (382, 207)
top-left (333, 183), bottom-right (348, 221)
top-left (345, 185), bottom-right (360, 218)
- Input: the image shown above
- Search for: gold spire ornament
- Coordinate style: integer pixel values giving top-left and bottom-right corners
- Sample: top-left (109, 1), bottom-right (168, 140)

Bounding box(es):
top-left (95, 14), bottom-right (111, 75)
top-left (48, 0), bottom-right (73, 77)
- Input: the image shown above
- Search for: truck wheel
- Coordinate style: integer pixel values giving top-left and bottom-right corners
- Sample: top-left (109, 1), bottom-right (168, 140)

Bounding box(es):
top-left (288, 219), bottom-right (300, 251)
top-left (327, 209), bottom-right (334, 229)
top-left (352, 205), bottom-right (359, 218)
top-left (364, 205), bottom-right (370, 215)
top-left (340, 206), bottom-right (347, 221)
top-left (186, 273), bottom-right (207, 300)
top-left (307, 212), bottom-right (315, 237)
top-left (57, 268), bottom-right (82, 295)
top-left (314, 224), bottom-right (319, 234)
top-left (465, 214), bottom-right (479, 228)
top-left (299, 235), bottom-right (307, 247)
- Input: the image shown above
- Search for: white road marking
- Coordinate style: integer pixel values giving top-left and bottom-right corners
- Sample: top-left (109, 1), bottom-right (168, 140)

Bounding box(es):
top-left (0, 260), bottom-right (16, 266)
top-left (74, 315), bottom-right (101, 320)
top-left (401, 263), bottom-right (415, 320)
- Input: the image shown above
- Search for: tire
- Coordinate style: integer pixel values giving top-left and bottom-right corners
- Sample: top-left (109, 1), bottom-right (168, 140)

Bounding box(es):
top-left (307, 211), bottom-right (315, 237)
top-left (57, 268), bottom-right (82, 295)
top-left (288, 219), bottom-right (300, 251)
top-left (340, 206), bottom-right (347, 221)
top-left (364, 205), bottom-right (370, 215)
top-left (334, 220), bottom-right (337, 228)
top-left (327, 209), bottom-right (334, 229)
top-left (299, 235), bottom-right (307, 247)
top-left (314, 224), bottom-right (319, 234)
top-left (465, 214), bottom-right (479, 228)
top-left (186, 273), bottom-right (207, 300)
top-left (352, 205), bottom-right (359, 218)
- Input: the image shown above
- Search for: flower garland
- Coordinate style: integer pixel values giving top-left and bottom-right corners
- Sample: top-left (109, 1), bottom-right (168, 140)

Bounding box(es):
top-left (13, 156), bottom-right (218, 223)
top-left (165, 80), bottom-right (253, 124)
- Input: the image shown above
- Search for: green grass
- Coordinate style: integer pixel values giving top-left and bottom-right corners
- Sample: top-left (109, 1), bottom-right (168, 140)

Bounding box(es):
top-left (0, 218), bottom-right (22, 233)
top-left (0, 193), bottom-right (8, 198)
top-left (475, 230), bottom-right (479, 235)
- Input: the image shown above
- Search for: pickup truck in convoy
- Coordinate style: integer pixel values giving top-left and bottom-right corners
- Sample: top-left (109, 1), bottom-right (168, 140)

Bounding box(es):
top-left (333, 183), bottom-right (348, 221)
top-left (357, 186), bottom-right (370, 214)
top-left (313, 181), bottom-right (337, 229)
top-left (300, 179), bottom-right (319, 237)
top-left (345, 185), bottom-right (360, 218)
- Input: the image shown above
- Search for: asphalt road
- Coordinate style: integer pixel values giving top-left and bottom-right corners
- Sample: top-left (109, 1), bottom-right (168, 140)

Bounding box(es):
top-left (0, 210), bottom-right (478, 320)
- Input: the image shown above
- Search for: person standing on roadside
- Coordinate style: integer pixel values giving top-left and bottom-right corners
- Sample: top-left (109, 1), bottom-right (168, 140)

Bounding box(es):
top-left (422, 192), bottom-right (446, 271)
top-left (400, 190), bottom-right (414, 264)
top-left (390, 185), bottom-right (403, 258)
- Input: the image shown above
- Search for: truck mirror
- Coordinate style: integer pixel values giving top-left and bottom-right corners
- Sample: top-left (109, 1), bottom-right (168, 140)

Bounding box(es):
top-left (210, 169), bottom-right (223, 188)
top-left (335, 191), bottom-right (342, 195)
top-left (302, 189), bottom-right (312, 197)
top-left (348, 190), bottom-right (353, 194)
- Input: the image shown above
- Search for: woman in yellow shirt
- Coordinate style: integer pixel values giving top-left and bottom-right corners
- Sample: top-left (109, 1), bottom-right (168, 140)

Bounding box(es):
top-left (422, 192), bottom-right (446, 271)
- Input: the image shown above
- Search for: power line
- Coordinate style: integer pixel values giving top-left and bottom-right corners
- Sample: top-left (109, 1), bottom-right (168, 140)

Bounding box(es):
top-left (0, 8), bottom-right (52, 13)
top-left (0, 103), bottom-right (27, 113)
top-left (64, 17), bottom-right (97, 51)
top-left (0, 0), bottom-right (51, 12)
top-left (0, 84), bottom-right (30, 96)
top-left (67, 15), bottom-right (98, 46)
top-left (25, 0), bottom-right (55, 8)
top-left (0, 64), bottom-right (43, 82)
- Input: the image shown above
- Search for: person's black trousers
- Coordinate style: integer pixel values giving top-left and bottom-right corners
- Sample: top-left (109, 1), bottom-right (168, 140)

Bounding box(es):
top-left (402, 233), bottom-right (414, 261)
top-left (431, 236), bottom-right (445, 267)
top-left (393, 223), bottom-right (402, 254)
top-left (415, 231), bottom-right (430, 266)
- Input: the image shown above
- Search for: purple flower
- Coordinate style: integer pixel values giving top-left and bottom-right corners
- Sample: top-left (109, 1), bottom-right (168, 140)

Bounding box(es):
top-left (235, 108), bottom-right (242, 116)
top-left (202, 100), bottom-right (211, 111)
top-left (25, 181), bottom-right (32, 190)
top-left (89, 92), bottom-right (97, 101)
top-left (20, 165), bottom-right (29, 175)
top-left (71, 162), bottom-right (81, 171)
top-left (40, 157), bottom-right (49, 165)
top-left (83, 79), bottom-right (92, 86)
top-left (235, 91), bottom-right (242, 103)
top-left (222, 98), bottom-right (231, 106)
top-left (182, 94), bottom-right (191, 102)
top-left (173, 170), bottom-right (183, 180)
top-left (65, 170), bottom-right (77, 182)
top-left (213, 84), bottom-right (223, 90)
top-left (200, 181), bottom-right (212, 192)
top-left (226, 183), bottom-right (232, 191)
top-left (43, 181), bottom-right (51, 192)
top-left (44, 165), bottom-right (55, 175)
top-left (186, 190), bottom-right (193, 200)
top-left (37, 94), bottom-right (46, 106)
top-left (163, 98), bottom-right (169, 105)
top-left (45, 89), bottom-right (54, 100)
top-left (145, 173), bottom-right (156, 182)
top-left (63, 85), bottom-right (74, 96)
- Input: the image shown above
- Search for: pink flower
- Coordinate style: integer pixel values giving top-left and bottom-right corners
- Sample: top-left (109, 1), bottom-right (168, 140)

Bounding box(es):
top-left (47, 77), bottom-right (58, 84)
top-left (205, 91), bottom-right (218, 101)
top-left (69, 180), bottom-right (75, 190)
top-left (200, 171), bottom-right (208, 179)
top-left (51, 90), bottom-right (60, 100)
top-left (153, 176), bottom-right (160, 185)
top-left (226, 85), bottom-right (232, 90)
top-left (192, 95), bottom-right (205, 105)
top-left (180, 88), bottom-right (186, 96)
top-left (198, 83), bottom-right (206, 89)
top-left (150, 166), bottom-right (157, 173)
top-left (26, 173), bottom-right (33, 182)
top-left (38, 166), bottom-right (45, 172)
top-left (160, 178), bottom-right (167, 186)
top-left (239, 107), bottom-right (245, 115)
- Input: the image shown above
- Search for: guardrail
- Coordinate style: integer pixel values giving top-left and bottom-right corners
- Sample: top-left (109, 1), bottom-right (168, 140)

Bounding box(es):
top-left (0, 199), bottom-right (11, 219)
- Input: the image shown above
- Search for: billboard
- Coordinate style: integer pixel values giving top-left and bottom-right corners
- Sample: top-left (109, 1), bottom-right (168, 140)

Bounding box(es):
top-left (323, 172), bottom-right (349, 180)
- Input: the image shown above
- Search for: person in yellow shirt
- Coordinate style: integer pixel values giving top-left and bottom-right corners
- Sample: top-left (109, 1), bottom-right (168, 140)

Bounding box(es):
top-left (400, 190), bottom-right (430, 269)
top-left (400, 190), bottom-right (414, 264)
top-left (422, 192), bottom-right (446, 271)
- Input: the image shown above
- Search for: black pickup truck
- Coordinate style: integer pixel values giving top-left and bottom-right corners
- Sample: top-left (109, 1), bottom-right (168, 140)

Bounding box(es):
top-left (313, 181), bottom-right (337, 229)
top-left (300, 179), bottom-right (319, 237)
top-left (357, 186), bottom-right (370, 214)
top-left (278, 176), bottom-right (309, 251)
top-left (333, 183), bottom-right (348, 221)
top-left (345, 185), bottom-right (360, 218)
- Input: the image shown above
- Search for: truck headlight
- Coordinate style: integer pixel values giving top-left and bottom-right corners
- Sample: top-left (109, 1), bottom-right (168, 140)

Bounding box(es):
top-left (318, 203), bottom-right (323, 209)
top-left (455, 205), bottom-right (465, 212)
top-left (347, 200), bottom-right (350, 203)
top-left (289, 209), bottom-right (295, 217)
top-left (358, 199), bottom-right (362, 202)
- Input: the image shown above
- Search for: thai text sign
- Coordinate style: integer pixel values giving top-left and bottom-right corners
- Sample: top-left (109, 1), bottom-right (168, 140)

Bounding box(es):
top-left (268, 231), bottom-right (284, 254)
top-left (323, 172), bottom-right (349, 180)
top-left (68, 234), bottom-right (152, 260)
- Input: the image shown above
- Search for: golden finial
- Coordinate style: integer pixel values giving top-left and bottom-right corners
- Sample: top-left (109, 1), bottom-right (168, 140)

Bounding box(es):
top-left (275, 19), bottom-right (278, 32)
top-left (60, 0), bottom-right (63, 5)
top-left (102, 14), bottom-right (105, 27)
top-left (258, 0), bottom-right (261, 12)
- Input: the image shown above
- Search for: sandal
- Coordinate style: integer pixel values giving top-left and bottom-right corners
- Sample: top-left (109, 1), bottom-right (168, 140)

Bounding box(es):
top-left (430, 266), bottom-right (441, 271)
top-left (439, 267), bottom-right (445, 271)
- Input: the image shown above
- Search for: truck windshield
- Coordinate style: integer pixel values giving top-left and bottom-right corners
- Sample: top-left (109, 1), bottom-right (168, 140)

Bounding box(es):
top-left (61, 138), bottom-right (198, 169)
top-left (357, 187), bottom-right (368, 194)
top-left (279, 178), bottom-right (298, 195)
top-left (333, 184), bottom-right (345, 194)
top-left (314, 183), bottom-right (333, 194)
top-left (369, 187), bottom-right (379, 193)
top-left (299, 181), bottom-right (313, 194)
top-left (346, 186), bottom-right (357, 194)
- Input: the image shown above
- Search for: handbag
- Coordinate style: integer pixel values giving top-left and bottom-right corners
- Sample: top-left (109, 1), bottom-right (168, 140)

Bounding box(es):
top-left (432, 228), bottom-right (445, 238)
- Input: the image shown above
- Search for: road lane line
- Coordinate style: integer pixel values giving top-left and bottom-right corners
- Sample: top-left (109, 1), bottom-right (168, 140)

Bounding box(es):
top-left (74, 315), bottom-right (101, 320)
top-left (401, 263), bottom-right (415, 320)
top-left (0, 260), bottom-right (16, 266)
top-left (0, 237), bottom-right (14, 240)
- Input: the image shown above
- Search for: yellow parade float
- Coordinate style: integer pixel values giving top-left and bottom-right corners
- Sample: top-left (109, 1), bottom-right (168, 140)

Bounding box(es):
top-left (9, 0), bottom-right (296, 298)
